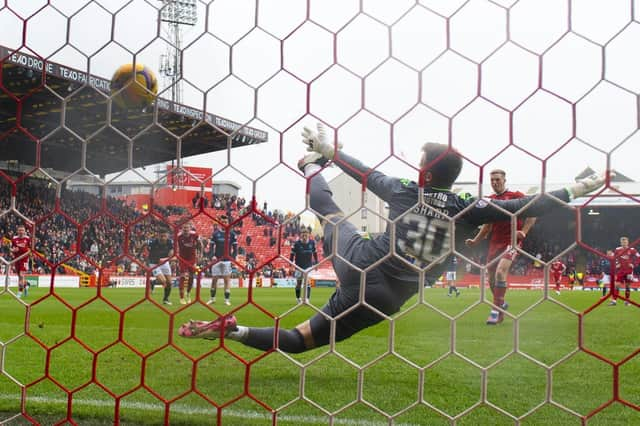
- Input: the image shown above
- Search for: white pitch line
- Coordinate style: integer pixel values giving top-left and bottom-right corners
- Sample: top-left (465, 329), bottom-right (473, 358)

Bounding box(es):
top-left (0, 394), bottom-right (424, 426)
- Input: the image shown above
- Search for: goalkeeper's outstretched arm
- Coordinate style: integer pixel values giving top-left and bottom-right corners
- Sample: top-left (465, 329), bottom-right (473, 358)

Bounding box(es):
top-left (301, 123), bottom-right (404, 202)
top-left (464, 172), bottom-right (610, 226)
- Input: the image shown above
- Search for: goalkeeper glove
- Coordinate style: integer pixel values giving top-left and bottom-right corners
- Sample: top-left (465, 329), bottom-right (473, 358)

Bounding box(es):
top-left (566, 171), bottom-right (610, 200)
top-left (301, 123), bottom-right (340, 160)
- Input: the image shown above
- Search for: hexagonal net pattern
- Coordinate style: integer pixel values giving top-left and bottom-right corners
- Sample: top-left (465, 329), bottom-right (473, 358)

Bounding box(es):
top-left (0, 0), bottom-right (639, 424)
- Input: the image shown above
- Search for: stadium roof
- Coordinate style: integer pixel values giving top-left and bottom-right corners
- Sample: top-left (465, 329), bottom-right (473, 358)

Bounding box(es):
top-left (0, 45), bottom-right (268, 176)
top-left (575, 166), bottom-right (634, 183)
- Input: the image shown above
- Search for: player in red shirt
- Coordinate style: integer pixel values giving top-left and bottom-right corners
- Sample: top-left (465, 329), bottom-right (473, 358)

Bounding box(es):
top-left (609, 236), bottom-right (639, 306)
top-left (176, 222), bottom-right (202, 305)
top-left (466, 169), bottom-right (537, 325)
top-left (550, 260), bottom-right (566, 295)
top-left (10, 225), bottom-right (31, 299)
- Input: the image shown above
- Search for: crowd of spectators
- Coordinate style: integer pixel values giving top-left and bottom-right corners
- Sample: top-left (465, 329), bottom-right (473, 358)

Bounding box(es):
top-left (0, 176), bottom-right (189, 275)
top-left (4, 174), bottom-right (634, 281)
top-left (0, 174), bottom-right (316, 279)
top-left (192, 193), bottom-right (248, 212)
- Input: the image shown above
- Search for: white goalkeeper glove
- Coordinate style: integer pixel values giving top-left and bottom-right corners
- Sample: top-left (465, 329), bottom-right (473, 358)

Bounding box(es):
top-left (301, 123), bottom-right (340, 160)
top-left (566, 171), bottom-right (610, 200)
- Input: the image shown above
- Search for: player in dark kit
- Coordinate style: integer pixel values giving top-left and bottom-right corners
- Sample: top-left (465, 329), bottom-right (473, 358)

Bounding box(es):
top-left (446, 255), bottom-right (460, 297)
top-left (179, 123), bottom-right (609, 353)
top-left (176, 222), bottom-right (202, 305)
top-left (290, 229), bottom-right (319, 302)
top-left (145, 230), bottom-right (174, 305)
top-left (599, 250), bottom-right (614, 297)
top-left (10, 225), bottom-right (31, 299)
top-left (207, 215), bottom-right (238, 306)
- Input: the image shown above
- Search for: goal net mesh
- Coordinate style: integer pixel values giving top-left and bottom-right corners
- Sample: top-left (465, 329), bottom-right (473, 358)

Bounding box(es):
top-left (0, 0), bottom-right (638, 424)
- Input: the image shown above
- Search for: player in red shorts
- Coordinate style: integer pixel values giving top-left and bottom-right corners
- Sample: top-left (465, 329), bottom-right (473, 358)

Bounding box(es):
top-left (550, 259), bottom-right (566, 295)
top-left (176, 222), bottom-right (202, 305)
top-left (10, 225), bottom-right (31, 299)
top-left (466, 169), bottom-right (537, 325)
top-left (609, 236), bottom-right (639, 306)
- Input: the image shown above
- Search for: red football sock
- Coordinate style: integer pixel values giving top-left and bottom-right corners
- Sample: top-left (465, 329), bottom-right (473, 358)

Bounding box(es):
top-left (493, 285), bottom-right (507, 307)
top-left (179, 277), bottom-right (185, 298)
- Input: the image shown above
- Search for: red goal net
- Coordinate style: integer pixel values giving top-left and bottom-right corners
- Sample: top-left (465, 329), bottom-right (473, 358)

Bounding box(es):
top-left (0, 1), bottom-right (639, 424)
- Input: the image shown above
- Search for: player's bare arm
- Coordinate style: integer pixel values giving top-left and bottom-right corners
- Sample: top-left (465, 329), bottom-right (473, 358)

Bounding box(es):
top-left (518, 217), bottom-right (537, 240)
top-left (466, 223), bottom-right (492, 246)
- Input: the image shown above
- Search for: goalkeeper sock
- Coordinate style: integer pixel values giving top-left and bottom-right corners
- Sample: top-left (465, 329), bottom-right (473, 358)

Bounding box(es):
top-left (163, 286), bottom-right (171, 301)
top-left (231, 327), bottom-right (306, 353)
top-left (295, 287), bottom-right (301, 300)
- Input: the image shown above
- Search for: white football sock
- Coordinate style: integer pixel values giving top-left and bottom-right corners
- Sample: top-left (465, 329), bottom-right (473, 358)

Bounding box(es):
top-left (228, 326), bottom-right (248, 341)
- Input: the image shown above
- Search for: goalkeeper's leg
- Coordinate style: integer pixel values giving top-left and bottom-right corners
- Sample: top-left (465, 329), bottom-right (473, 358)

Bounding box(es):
top-left (179, 167), bottom-right (408, 352)
top-left (179, 315), bottom-right (309, 353)
top-left (180, 251), bottom-right (409, 355)
top-left (180, 271), bottom-right (404, 353)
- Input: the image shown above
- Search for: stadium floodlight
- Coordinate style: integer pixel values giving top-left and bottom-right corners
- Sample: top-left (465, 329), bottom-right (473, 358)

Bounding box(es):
top-left (159, 0), bottom-right (198, 26)
top-left (158, 0), bottom-right (198, 104)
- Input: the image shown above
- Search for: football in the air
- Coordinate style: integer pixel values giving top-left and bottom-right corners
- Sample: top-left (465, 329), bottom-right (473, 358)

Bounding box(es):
top-left (110, 63), bottom-right (158, 109)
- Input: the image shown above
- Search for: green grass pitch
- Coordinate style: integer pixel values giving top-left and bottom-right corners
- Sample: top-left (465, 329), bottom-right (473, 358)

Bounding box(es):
top-left (0, 286), bottom-right (639, 425)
